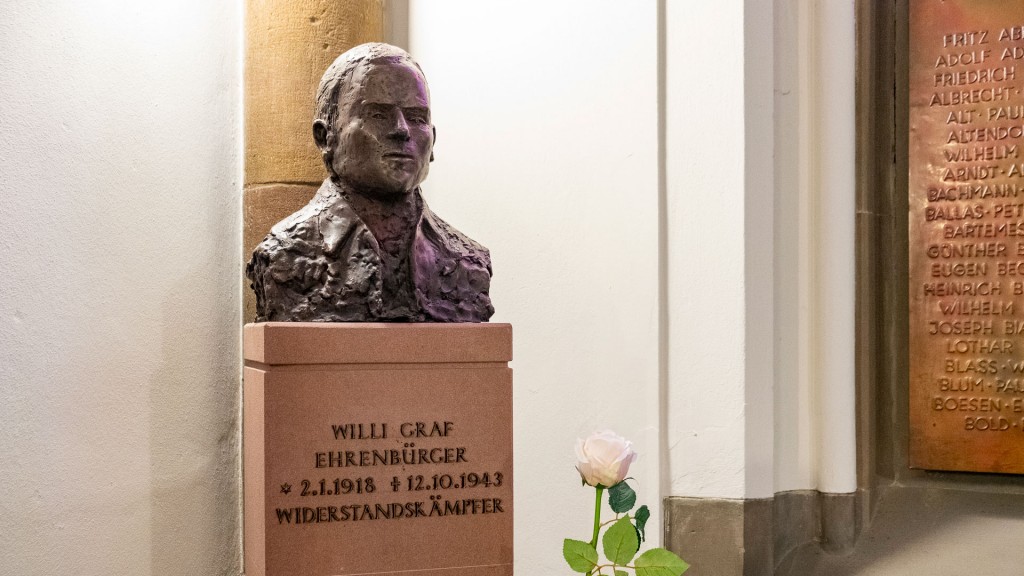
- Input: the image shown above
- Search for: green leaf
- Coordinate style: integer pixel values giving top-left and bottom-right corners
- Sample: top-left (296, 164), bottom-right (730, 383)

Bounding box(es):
top-left (634, 548), bottom-right (689, 576)
top-left (608, 481), bottom-right (637, 513)
top-left (603, 517), bottom-right (640, 565)
top-left (634, 505), bottom-right (651, 542)
top-left (562, 539), bottom-right (598, 573)
top-left (615, 571), bottom-right (629, 576)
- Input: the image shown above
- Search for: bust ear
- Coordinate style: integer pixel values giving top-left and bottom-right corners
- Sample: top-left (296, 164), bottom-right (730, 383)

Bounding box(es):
top-left (430, 125), bottom-right (436, 162)
top-left (313, 119), bottom-right (334, 168)
top-left (312, 120), bottom-right (330, 151)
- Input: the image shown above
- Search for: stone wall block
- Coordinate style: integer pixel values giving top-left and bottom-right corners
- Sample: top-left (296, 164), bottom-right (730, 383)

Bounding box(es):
top-left (245, 0), bottom-right (384, 186)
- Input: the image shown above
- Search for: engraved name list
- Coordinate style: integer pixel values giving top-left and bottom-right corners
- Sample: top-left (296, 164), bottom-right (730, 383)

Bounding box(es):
top-left (910, 0), bottom-right (1024, 474)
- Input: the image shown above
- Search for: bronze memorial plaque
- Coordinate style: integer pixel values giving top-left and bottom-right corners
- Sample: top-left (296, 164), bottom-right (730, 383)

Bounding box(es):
top-left (910, 0), bottom-right (1024, 473)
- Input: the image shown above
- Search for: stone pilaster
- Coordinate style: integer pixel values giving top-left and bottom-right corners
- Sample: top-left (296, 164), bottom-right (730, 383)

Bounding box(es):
top-left (243, 0), bottom-right (384, 321)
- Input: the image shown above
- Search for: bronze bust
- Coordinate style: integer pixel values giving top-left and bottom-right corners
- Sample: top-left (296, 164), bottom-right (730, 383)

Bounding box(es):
top-left (247, 43), bottom-right (494, 322)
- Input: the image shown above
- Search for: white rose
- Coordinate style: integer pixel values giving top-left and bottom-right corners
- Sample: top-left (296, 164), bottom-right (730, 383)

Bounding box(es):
top-left (575, 430), bottom-right (638, 488)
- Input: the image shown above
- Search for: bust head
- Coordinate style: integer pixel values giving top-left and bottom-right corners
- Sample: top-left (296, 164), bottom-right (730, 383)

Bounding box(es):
top-left (313, 43), bottom-right (435, 201)
top-left (247, 43), bottom-right (493, 324)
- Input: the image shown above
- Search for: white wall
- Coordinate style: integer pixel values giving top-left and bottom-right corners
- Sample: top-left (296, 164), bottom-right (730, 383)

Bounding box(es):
top-left (0, 2), bottom-right (242, 575)
top-left (664, 0), bottom-right (777, 501)
top-left (407, 0), bottom-right (856, 516)
top-left (407, 1), bottom-right (663, 570)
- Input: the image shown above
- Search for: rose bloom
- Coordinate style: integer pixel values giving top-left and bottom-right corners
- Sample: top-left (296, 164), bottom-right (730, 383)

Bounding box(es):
top-left (575, 430), bottom-right (638, 488)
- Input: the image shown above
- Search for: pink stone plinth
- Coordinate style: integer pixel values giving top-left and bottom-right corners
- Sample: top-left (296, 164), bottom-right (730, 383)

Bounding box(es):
top-left (243, 323), bottom-right (513, 576)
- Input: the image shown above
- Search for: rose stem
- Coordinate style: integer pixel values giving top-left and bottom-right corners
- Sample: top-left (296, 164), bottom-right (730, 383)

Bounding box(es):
top-left (589, 486), bottom-right (604, 549)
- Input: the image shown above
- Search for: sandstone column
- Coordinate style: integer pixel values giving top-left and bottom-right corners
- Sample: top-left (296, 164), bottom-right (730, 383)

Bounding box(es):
top-left (244, 0), bottom-right (385, 321)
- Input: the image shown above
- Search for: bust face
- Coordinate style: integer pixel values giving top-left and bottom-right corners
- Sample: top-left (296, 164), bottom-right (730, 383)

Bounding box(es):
top-left (326, 61), bottom-right (434, 200)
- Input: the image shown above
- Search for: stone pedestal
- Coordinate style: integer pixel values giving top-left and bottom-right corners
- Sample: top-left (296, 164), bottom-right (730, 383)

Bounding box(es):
top-left (243, 323), bottom-right (513, 576)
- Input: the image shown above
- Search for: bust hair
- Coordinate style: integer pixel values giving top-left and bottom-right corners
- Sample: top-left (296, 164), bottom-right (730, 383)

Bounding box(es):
top-left (314, 43), bottom-right (428, 135)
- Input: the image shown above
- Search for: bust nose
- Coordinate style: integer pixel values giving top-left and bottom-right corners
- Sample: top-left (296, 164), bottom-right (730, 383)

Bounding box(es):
top-left (387, 110), bottom-right (410, 141)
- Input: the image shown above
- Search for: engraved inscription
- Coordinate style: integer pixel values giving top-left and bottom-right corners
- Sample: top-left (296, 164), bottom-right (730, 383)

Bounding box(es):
top-left (273, 419), bottom-right (509, 527)
top-left (910, 0), bottom-right (1024, 474)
